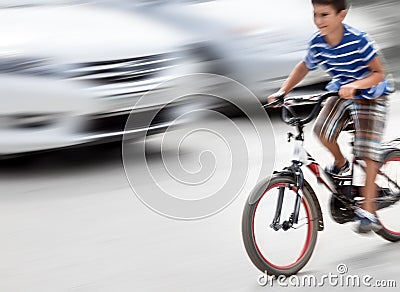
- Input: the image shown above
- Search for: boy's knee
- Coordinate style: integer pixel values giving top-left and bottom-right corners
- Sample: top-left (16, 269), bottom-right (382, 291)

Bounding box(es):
top-left (313, 124), bottom-right (332, 145)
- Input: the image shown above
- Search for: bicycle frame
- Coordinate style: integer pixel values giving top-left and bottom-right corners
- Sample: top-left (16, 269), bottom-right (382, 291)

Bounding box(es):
top-left (270, 122), bottom-right (355, 230)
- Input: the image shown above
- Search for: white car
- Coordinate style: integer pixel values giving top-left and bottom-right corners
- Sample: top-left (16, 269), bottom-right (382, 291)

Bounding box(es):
top-left (127, 0), bottom-right (331, 98)
top-left (0, 0), bottom-right (207, 155)
top-left (2, 0), bottom-right (385, 155)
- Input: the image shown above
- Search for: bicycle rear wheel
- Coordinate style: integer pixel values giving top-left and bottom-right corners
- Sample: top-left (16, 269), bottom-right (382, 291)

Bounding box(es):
top-left (375, 150), bottom-right (400, 241)
top-left (242, 175), bottom-right (319, 276)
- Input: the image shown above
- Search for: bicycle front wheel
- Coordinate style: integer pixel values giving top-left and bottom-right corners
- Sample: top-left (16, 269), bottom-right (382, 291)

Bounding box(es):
top-left (375, 150), bottom-right (400, 242)
top-left (242, 175), bottom-right (319, 276)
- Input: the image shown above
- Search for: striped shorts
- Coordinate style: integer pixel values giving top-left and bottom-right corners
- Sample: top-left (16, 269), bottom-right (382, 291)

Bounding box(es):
top-left (313, 96), bottom-right (387, 162)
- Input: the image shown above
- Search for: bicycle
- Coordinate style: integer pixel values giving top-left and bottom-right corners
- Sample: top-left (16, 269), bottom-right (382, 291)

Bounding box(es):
top-left (242, 91), bottom-right (400, 276)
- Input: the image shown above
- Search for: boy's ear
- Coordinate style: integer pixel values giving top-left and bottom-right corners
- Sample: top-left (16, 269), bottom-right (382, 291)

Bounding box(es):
top-left (338, 9), bottom-right (347, 20)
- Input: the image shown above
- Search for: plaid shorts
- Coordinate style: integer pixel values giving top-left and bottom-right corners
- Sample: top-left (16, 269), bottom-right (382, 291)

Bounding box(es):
top-left (313, 96), bottom-right (387, 162)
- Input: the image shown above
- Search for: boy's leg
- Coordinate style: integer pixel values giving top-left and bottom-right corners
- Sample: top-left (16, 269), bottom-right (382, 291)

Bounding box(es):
top-left (355, 158), bottom-right (382, 233)
top-left (313, 96), bottom-right (352, 167)
top-left (360, 158), bottom-right (379, 214)
top-left (352, 97), bottom-right (387, 221)
top-left (318, 138), bottom-right (347, 167)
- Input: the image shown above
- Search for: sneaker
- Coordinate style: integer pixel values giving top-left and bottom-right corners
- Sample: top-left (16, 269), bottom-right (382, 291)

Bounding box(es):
top-left (353, 208), bottom-right (382, 234)
top-left (325, 160), bottom-right (350, 175)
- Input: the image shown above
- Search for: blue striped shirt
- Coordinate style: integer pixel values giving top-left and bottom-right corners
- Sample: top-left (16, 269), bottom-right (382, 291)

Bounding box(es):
top-left (304, 23), bottom-right (394, 99)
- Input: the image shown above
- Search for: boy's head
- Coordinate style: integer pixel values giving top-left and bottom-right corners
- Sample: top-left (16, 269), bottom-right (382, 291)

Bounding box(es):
top-left (312, 0), bottom-right (348, 36)
top-left (311, 0), bottom-right (347, 13)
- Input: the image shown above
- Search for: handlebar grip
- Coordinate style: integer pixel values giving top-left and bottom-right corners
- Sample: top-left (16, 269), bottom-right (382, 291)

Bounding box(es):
top-left (263, 92), bottom-right (285, 108)
top-left (355, 89), bottom-right (363, 96)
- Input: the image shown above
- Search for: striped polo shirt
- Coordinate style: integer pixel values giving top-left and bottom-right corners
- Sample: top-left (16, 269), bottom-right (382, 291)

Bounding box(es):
top-left (304, 23), bottom-right (394, 99)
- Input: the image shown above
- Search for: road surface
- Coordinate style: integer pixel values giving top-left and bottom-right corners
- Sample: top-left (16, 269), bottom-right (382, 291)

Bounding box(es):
top-left (1, 92), bottom-right (399, 291)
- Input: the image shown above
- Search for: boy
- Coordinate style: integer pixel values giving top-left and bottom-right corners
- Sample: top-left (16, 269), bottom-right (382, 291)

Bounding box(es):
top-left (268, 0), bottom-right (395, 233)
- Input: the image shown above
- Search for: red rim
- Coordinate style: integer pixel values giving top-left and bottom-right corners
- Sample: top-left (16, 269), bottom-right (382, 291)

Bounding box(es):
top-left (251, 183), bottom-right (313, 270)
top-left (381, 224), bottom-right (400, 236)
top-left (378, 157), bottom-right (400, 235)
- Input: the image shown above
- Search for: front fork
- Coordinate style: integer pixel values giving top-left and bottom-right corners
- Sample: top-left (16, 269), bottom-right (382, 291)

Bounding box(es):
top-left (270, 162), bottom-right (305, 231)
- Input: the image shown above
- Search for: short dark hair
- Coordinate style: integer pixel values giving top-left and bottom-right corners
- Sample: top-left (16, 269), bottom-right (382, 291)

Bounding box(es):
top-left (311, 0), bottom-right (348, 12)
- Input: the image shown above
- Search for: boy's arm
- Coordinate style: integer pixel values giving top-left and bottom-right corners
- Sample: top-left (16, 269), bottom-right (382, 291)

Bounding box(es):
top-left (339, 56), bottom-right (385, 99)
top-left (267, 61), bottom-right (309, 103)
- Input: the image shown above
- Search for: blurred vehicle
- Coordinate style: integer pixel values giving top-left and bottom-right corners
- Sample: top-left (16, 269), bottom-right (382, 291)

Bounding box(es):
top-left (2, 0), bottom-right (395, 155)
top-left (0, 0), bottom-right (208, 156)
top-left (124, 0), bottom-right (331, 98)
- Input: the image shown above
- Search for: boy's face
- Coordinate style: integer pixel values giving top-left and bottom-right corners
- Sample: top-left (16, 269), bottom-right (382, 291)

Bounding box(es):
top-left (313, 4), bottom-right (346, 36)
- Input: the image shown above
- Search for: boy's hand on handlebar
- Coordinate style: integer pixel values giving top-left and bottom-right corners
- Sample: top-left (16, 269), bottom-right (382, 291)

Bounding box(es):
top-left (267, 91), bottom-right (286, 107)
top-left (339, 84), bottom-right (358, 99)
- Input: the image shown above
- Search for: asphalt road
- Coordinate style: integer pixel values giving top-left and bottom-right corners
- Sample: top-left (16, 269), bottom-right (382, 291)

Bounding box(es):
top-left (1, 91), bottom-right (400, 291)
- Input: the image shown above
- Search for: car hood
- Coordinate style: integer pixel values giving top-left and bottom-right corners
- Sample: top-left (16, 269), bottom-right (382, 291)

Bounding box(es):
top-left (0, 3), bottom-right (192, 63)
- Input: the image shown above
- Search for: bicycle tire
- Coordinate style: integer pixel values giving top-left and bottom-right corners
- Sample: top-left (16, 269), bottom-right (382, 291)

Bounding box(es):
top-left (375, 150), bottom-right (400, 242)
top-left (242, 174), bottom-right (319, 276)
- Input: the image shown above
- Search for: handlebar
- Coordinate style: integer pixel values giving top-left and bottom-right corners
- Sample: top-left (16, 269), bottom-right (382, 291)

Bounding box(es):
top-left (264, 90), bottom-right (362, 126)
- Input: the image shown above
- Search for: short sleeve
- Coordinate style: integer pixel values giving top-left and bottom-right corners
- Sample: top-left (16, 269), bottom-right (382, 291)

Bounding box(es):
top-left (358, 33), bottom-right (378, 64)
top-left (304, 44), bottom-right (320, 71)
